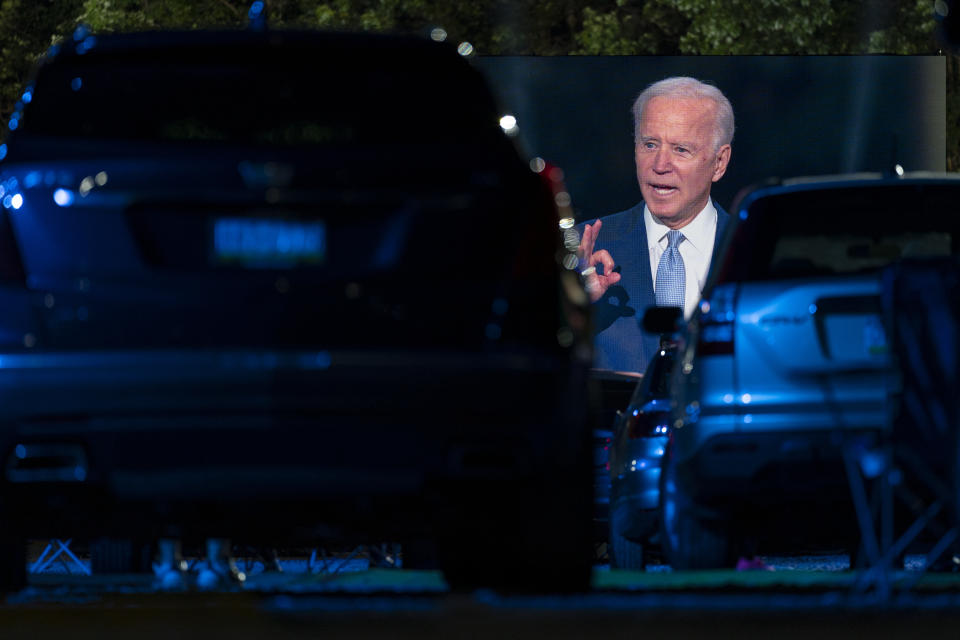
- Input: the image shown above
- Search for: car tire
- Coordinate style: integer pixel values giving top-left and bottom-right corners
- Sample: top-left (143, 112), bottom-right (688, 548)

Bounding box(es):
top-left (659, 443), bottom-right (732, 570)
top-left (608, 499), bottom-right (648, 570)
top-left (609, 529), bottom-right (647, 571)
top-left (437, 477), bottom-right (593, 593)
top-left (400, 537), bottom-right (439, 570)
top-left (0, 527), bottom-right (27, 593)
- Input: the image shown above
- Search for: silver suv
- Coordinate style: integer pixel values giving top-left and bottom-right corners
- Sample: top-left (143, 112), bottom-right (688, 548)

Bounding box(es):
top-left (659, 173), bottom-right (960, 569)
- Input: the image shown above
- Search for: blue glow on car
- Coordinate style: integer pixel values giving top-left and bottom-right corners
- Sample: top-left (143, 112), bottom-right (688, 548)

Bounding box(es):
top-left (248, 1), bottom-right (266, 29)
top-left (298, 351), bottom-right (332, 370)
top-left (71, 77), bottom-right (83, 91)
top-left (76, 35), bottom-right (97, 55)
top-left (214, 218), bottom-right (326, 264)
top-left (53, 189), bottom-right (75, 207)
top-left (702, 323), bottom-right (734, 343)
top-left (739, 209), bottom-right (748, 220)
top-left (859, 449), bottom-right (885, 478)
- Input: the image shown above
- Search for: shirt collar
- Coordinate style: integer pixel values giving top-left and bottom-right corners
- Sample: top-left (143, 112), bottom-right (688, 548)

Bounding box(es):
top-left (644, 199), bottom-right (717, 251)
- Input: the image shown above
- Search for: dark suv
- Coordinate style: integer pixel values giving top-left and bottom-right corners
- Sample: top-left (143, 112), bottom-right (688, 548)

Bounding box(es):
top-left (0, 28), bottom-right (593, 591)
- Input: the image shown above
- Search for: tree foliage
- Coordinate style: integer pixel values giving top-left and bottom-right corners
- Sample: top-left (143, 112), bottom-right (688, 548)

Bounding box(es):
top-left (0, 0), bottom-right (955, 167)
top-left (77, 0), bottom-right (248, 31)
top-left (571, 0), bottom-right (939, 55)
top-left (0, 0), bottom-right (83, 127)
top-left (573, 0), bottom-right (688, 54)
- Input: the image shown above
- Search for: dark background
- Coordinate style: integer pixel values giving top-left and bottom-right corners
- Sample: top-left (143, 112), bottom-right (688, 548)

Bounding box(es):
top-left (474, 56), bottom-right (946, 222)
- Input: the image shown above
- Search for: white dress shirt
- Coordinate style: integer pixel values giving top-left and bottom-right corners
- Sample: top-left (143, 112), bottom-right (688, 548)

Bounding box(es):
top-left (644, 201), bottom-right (717, 320)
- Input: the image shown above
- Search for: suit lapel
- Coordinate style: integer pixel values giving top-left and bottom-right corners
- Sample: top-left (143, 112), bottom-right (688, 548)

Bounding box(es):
top-left (634, 211), bottom-right (656, 315)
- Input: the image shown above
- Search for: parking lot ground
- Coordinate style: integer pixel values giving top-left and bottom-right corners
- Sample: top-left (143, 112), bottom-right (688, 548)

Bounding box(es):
top-left (25, 564), bottom-right (960, 594)
top-left (11, 549), bottom-right (960, 639)
top-left (19, 547), bottom-right (960, 594)
top-left (6, 585), bottom-right (960, 640)
top-left (16, 554), bottom-right (960, 597)
top-left (595, 567), bottom-right (960, 594)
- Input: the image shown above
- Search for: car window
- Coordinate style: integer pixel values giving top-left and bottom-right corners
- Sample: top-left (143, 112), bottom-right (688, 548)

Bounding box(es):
top-left (20, 44), bottom-right (499, 148)
top-left (769, 231), bottom-right (951, 276)
top-left (719, 183), bottom-right (960, 282)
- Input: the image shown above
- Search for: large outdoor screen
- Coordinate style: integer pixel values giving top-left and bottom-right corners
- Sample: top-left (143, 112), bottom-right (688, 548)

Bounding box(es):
top-left (475, 56), bottom-right (946, 223)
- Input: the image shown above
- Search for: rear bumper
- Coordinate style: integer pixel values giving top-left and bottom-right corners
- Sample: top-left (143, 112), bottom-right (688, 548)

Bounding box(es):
top-left (0, 348), bottom-right (591, 540)
top-left (674, 427), bottom-right (881, 505)
top-left (673, 396), bottom-right (889, 466)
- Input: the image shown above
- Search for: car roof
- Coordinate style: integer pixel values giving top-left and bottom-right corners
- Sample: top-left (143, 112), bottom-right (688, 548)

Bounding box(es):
top-left (779, 171), bottom-right (960, 187)
top-left (731, 171), bottom-right (960, 215)
top-left (4, 26), bottom-right (501, 160)
top-left (41, 27), bottom-right (455, 63)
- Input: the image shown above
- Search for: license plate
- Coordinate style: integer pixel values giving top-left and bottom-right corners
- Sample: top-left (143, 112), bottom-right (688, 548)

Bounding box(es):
top-left (212, 217), bottom-right (326, 268)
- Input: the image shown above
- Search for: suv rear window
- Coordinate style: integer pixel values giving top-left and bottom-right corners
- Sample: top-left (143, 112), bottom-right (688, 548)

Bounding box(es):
top-left (20, 42), bottom-right (499, 147)
top-left (719, 183), bottom-right (960, 282)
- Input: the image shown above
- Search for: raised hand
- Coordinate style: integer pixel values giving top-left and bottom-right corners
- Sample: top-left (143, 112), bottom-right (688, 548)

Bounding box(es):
top-left (578, 219), bottom-right (621, 302)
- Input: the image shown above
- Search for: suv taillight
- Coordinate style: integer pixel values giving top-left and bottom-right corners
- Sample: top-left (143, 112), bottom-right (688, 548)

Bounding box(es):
top-left (696, 283), bottom-right (736, 355)
top-left (0, 191), bottom-right (26, 285)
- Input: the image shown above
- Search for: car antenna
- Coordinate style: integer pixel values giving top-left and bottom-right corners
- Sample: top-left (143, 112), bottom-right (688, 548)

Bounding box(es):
top-left (248, 1), bottom-right (268, 31)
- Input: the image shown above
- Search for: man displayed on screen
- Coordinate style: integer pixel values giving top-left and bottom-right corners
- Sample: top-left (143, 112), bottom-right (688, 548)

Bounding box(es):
top-left (577, 76), bottom-right (734, 373)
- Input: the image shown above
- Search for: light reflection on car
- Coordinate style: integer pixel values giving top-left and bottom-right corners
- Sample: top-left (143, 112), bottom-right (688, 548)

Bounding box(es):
top-left (607, 341), bottom-right (675, 570)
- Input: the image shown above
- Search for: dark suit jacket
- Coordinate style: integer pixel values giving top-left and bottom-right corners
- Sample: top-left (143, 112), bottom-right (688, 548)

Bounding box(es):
top-left (577, 200), bottom-right (730, 373)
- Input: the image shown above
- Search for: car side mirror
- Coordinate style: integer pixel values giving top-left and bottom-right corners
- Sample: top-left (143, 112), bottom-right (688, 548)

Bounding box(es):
top-left (642, 306), bottom-right (682, 335)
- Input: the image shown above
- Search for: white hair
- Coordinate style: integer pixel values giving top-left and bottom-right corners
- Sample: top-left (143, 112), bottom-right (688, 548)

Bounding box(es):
top-left (632, 76), bottom-right (735, 151)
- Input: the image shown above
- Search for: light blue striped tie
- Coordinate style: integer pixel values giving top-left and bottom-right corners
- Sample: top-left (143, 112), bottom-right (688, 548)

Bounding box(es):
top-left (655, 230), bottom-right (685, 308)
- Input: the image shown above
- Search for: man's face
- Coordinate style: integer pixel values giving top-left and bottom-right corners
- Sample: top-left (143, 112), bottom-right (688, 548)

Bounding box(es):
top-left (635, 96), bottom-right (731, 229)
